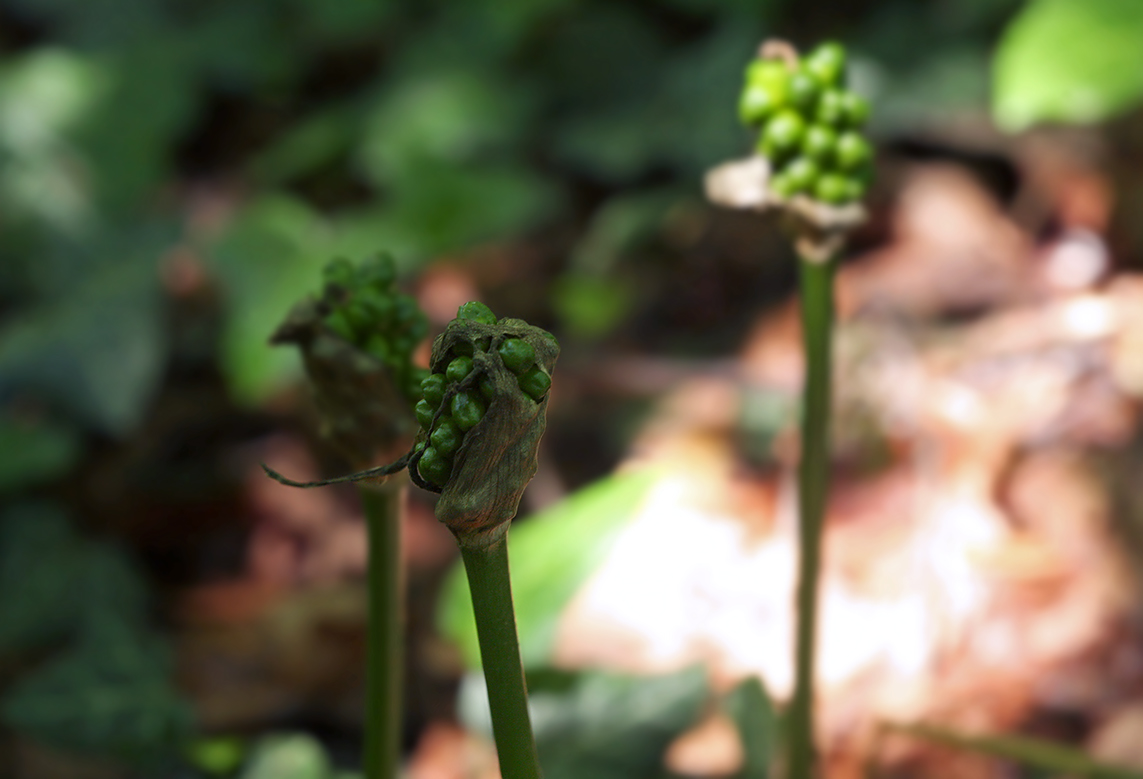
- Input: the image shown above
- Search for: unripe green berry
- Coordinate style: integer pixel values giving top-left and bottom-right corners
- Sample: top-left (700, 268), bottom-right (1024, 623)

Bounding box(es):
top-left (324, 308), bottom-right (356, 341)
top-left (738, 83), bottom-right (781, 125)
top-left (457, 301), bottom-right (497, 325)
top-left (814, 173), bottom-right (851, 204)
top-left (745, 60), bottom-right (790, 102)
top-left (451, 391), bottom-right (486, 431)
top-left (498, 338), bottom-right (536, 374)
top-left (322, 258), bottom-right (356, 290)
top-left (418, 446), bottom-right (451, 485)
top-left (770, 172), bottom-right (798, 199)
top-left (788, 70), bottom-right (821, 113)
top-left (446, 356), bottom-right (474, 384)
top-left (801, 124), bottom-right (836, 164)
top-left (814, 89), bottom-right (846, 126)
top-left (358, 253), bottom-right (397, 290)
top-left (835, 131), bottom-right (872, 171)
top-left (415, 399), bottom-right (436, 429)
top-left (782, 156), bottom-right (820, 194)
top-left (759, 109), bottom-right (806, 160)
top-left (406, 369), bottom-right (430, 401)
top-left (421, 373), bottom-right (447, 407)
top-left (430, 419), bottom-right (463, 456)
top-left (365, 333), bottom-right (391, 364)
top-left (518, 367), bottom-right (552, 401)
top-left (840, 91), bottom-right (870, 127)
top-left (804, 42), bottom-right (846, 87)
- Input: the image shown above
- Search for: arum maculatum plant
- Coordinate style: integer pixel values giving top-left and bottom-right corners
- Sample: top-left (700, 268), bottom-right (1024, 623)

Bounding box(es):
top-left (267, 299), bottom-right (558, 779)
top-left (706, 39), bottom-right (872, 779)
top-left (270, 253), bottom-right (428, 779)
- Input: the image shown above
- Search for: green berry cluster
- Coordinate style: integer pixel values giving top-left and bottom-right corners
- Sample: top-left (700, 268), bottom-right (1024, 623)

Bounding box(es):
top-left (319, 254), bottom-right (429, 404)
top-left (738, 42), bottom-right (872, 205)
top-left (413, 301), bottom-right (556, 489)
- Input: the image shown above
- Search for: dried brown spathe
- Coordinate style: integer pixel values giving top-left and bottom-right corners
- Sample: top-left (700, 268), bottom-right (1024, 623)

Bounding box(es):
top-left (413, 317), bottom-right (559, 548)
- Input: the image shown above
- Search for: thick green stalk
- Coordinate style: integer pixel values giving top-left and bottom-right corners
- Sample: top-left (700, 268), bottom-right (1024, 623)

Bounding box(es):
top-left (786, 256), bottom-right (835, 779)
top-left (460, 536), bottom-right (542, 779)
top-left (361, 485), bottom-right (404, 779)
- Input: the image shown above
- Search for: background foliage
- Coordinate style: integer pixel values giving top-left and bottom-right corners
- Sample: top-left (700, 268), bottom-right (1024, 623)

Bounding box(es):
top-left (2, 0), bottom-right (1143, 775)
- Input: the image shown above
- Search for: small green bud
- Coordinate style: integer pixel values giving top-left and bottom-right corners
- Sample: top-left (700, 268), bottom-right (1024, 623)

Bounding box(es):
top-left (760, 109), bottom-right (806, 160)
top-left (782, 156), bottom-right (820, 194)
top-left (804, 42), bottom-right (846, 87)
top-left (446, 356), bottom-right (475, 384)
top-left (324, 308), bottom-right (356, 342)
top-left (415, 399), bottom-right (437, 429)
top-left (814, 173), bottom-right (852, 204)
top-left (801, 124), bottom-right (836, 163)
top-left (517, 367), bottom-right (552, 401)
top-left (840, 91), bottom-right (870, 127)
top-left (358, 253), bottom-right (397, 290)
top-left (418, 446), bottom-right (452, 485)
top-left (430, 419), bottom-right (463, 456)
top-left (457, 301), bottom-right (497, 325)
top-left (322, 258), bottom-right (356, 290)
top-left (406, 368), bottom-right (430, 401)
top-left (421, 373), bottom-right (448, 407)
top-left (745, 59), bottom-right (790, 100)
top-left (769, 172), bottom-right (799, 199)
top-left (497, 338), bottom-right (536, 374)
top-left (814, 89), bottom-right (846, 126)
top-left (738, 83), bottom-right (781, 125)
top-left (788, 69), bottom-right (820, 113)
top-left (450, 392), bottom-right (486, 432)
top-left (834, 131), bottom-right (872, 171)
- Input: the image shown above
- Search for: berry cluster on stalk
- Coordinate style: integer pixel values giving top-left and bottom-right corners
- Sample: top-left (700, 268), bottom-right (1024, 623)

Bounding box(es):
top-left (739, 42), bottom-right (872, 205)
top-left (319, 253), bottom-right (430, 404)
top-left (414, 302), bottom-right (555, 489)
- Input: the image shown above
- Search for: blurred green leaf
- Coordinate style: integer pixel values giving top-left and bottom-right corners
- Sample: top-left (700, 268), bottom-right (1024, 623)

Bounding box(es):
top-left (725, 676), bottom-right (776, 779)
top-left (438, 470), bottom-right (656, 670)
top-left (0, 253), bottom-right (164, 435)
top-left (887, 721), bottom-right (1143, 779)
top-left (239, 733), bottom-right (332, 779)
top-left (75, 41), bottom-right (199, 213)
top-left (0, 503), bottom-right (151, 654)
top-left (207, 194), bottom-right (328, 401)
top-left (0, 415), bottom-right (81, 495)
top-left (186, 736), bottom-right (247, 776)
top-left (460, 667), bottom-right (707, 779)
top-left (358, 69), bottom-right (532, 184)
top-left (552, 272), bottom-right (637, 339)
top-left (993, 0), bottom-right (1143, 130)
top-left (0, 617), bottom-right (192, 764)
top-left (0, 503), bottom-right (87, 652)
top-left (0, 49), bottom-right (107, 232)
top-left (249, 102), bottom-right (362, 185)
top-left (549, 14), bottom-right (755, 182)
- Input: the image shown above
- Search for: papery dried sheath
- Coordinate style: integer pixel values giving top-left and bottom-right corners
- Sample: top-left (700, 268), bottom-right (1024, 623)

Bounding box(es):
top-left (423, 317), bottom-right (558, 546)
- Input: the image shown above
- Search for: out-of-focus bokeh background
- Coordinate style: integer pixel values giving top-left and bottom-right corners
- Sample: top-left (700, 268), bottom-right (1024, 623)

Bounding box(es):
top-left (3, 0), bottom-right (1143, 776)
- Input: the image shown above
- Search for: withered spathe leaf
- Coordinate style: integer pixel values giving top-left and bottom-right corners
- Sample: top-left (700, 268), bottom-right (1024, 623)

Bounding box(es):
top-left (272, 296), bottom-right (418, 467)
top-left (264, 315), bottom-right (559, 550)
top-left (412, 317), bottom-right (558, 548)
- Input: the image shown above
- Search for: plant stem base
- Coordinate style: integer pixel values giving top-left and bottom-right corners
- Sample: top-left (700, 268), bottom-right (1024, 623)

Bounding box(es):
top-left (461, 536), bottom-right (543, 779)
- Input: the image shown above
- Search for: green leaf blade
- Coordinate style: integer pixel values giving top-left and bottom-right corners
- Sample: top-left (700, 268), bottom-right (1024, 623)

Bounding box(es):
top-left (993, 0), bottom-right (1143, 130)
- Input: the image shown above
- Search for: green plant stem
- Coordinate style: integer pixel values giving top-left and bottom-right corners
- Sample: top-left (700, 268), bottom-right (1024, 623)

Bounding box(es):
top-left (787, 255), bottom-right (835, 779)
top-left (361, 484), bottom-right (404, 779)
top-left (460, 535), bottom-right (542, 779)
